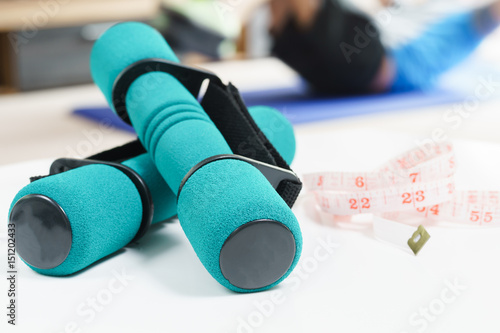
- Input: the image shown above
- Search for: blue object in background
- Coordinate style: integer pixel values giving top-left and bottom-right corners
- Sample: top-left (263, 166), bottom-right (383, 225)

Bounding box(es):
top-left (74, 107), bottom-right (135, 133)
top-left (390, 8), bottom-right (499, 92)
top-left (243, 88), bottom-right (465, 125)
top-left (73, 86), bottom-right (465, 130)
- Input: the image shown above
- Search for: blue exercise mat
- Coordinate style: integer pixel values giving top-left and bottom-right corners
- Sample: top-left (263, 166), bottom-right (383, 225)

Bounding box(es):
top-left (74, 107), bottom-right (135, 133)
top-left (242, 88), bottom-right (466, 125)
top-left (73, 86), bottom-right (465, 131)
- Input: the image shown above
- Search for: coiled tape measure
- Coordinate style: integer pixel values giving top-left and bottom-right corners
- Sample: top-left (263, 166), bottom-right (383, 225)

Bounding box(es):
top-left (303, 142), bottom-right (500, 255)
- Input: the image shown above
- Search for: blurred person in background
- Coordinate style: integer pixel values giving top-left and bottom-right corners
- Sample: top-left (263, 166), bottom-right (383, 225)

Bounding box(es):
top-left (267, 0), bottom-right (500, 95)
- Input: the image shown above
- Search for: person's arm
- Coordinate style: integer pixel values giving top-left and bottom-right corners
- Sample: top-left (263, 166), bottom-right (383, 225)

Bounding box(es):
top-left (388, 3), bottom-right (500, 92)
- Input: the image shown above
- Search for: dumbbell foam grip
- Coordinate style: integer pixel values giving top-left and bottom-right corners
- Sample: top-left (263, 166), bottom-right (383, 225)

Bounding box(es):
top-left (178, 159), bottom-right (302, 292)
top-left (9, 164), bottom-right (142, 276)
top-left (90, 22), bottom-right (179, 114)
top-left (91, 21), bottom-right (229, 190)
top-left (91, 22), bottom-right (302, 291)
top-left (125, 71), bottom-right (302, 291)
top-left (125, 105), bottom-right (297, 224)
top-left (8, 106), bottom-right (295, 276)
top-left (126, 71), bottom-right (232, 190)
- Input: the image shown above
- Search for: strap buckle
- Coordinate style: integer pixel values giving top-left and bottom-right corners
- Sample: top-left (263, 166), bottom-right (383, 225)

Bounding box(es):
top-left (112, 58), bottom-right (223, 125)
top-left (178, 154), bottom-right (302, 208)
top-left (112, 58), bottom-right (303, 207)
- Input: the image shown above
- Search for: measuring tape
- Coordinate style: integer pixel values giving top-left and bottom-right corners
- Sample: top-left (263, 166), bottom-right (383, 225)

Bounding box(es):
top-left (303, 142), bottom-right (500, 254)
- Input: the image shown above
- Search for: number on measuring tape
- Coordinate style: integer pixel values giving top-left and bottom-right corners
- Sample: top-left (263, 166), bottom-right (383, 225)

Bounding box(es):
top-left (349, 199), bottom-right (357, 210)
top-left (410, 173), bottom-right (419, 183)
top-left (356, 177), bottom-right (364, 188)
top-left (416, 204), bottom-right (440, 217)
top-left (349, 198), bottom-right (370, 211)
top-left (317, 176), bottom-right (323, 187)
top-left (304, 142), bottom-right (500, 226)
top-left (470, 211), bottom-right (480, 223)
top-left (402, 191), bottom-right (425, 204)
top-left (470, 210), bottom-right (494, 224)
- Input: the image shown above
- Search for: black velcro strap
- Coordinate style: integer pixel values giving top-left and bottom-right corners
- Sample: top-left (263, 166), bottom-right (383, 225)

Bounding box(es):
top-left (276, 180), bottom-right (302, 209)
top-left (201, 81), bottom-right (302, 207)
top-left (30, 140), bottom-right (146, 183)
top-left (106, 59), bottom-right (302, 207)
top-left (86, 139), bottom-right (146, 163)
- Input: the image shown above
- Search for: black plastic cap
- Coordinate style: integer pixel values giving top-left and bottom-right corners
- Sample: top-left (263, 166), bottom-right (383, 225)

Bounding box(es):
top-left (219, 220), bottom-right (296, 290)
top-left (9, 194), bottom-right (72, 270)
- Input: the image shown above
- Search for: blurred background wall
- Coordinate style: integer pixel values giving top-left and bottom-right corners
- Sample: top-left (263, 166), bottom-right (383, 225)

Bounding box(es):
top-left (0, 0), bottom-right (498, 94)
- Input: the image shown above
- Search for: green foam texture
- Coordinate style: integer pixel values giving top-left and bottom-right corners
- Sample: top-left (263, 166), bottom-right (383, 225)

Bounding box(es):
top-left (90, 22), bottom-right (178, 111)
top-left (123, 105), bottom-right (296, 224)
top-left (9, 164), bottom-right (142, 276)
top-left (122, 154), bottom-right (177, 224)
top-left (90, 22), bottom-right (302, 292)
top-left (7, 106), bottom-right (296, 276)
top-left (178, 159), bottom-right (302, 293)
top-left (126, 71), bottom-right (232, 191)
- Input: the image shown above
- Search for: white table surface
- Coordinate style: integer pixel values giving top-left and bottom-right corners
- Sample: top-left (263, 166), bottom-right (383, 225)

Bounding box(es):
top-left (2, 54), bottom-right (500, 332)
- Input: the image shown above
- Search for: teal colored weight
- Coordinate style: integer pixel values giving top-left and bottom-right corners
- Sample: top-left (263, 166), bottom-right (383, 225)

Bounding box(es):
top-left (90, 22), bottom-right (302, 292)
top-left (9, 106), bottom-right (297, 278)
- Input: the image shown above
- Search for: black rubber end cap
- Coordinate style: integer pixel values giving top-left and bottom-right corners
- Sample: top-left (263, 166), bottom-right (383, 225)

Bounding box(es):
top-left (9, 194), bottom-right (72, 270)
top-left (219, 220), bottom-right (296, 290)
